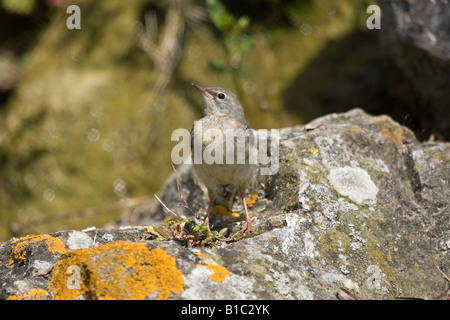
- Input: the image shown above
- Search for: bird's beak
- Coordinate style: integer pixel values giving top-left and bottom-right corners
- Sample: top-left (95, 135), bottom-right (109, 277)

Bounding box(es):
top-left (191, 82), bottom-right (214, 99)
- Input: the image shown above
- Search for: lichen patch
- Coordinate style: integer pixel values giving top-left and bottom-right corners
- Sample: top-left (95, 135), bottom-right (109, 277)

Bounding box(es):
top-left (329, 167), bottom-right (378, 204)
top-left (48, 241), bottom-right (183, 300)
top-left (8, 235), bottom-right (66, 266)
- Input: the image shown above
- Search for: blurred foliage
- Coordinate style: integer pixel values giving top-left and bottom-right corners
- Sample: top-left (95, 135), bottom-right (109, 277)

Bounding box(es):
top-left (0, 0), bottom-right (391, 241)
top-left (1, 0), bottom-right (36, 15)
top-left (207, 0), bottom-right (252, 60)
top-left (205, 0), bottom-right (253, 98)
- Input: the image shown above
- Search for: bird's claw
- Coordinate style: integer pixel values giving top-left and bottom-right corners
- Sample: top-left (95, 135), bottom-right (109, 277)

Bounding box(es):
top-left (240, 219), bottom-right (253, 233)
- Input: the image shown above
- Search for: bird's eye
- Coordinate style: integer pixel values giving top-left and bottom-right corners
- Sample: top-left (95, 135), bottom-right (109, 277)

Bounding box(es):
top-left (217, 93), bottom-right (226, 99)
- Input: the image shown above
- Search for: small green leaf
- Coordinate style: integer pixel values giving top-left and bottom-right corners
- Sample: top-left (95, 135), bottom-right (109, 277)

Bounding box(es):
top-left (209, 58), bottom-right (226, 72)
top-left (235, 16), bottom-right (250, 32)
top-left (206, 0), bottom-right (234, 31)
top-left (219, 228), bottom-right (228, 237)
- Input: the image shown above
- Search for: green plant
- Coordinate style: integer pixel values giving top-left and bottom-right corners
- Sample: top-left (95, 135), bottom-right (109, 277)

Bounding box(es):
top-left (164, 217), bottom-right (227, 246)
top-left (205, 0), bottom-right (253, 88)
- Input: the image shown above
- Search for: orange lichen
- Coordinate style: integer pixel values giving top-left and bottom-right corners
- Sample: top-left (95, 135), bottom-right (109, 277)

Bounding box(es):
top-left (246, 194), bottom-right (258, 208)
top-left (378, 126), bottom-right (406, 146)
top-left (27, 288), bottom-right (49, 300)
top-left (48, 240), bottom-right (184, 300)
top-left (195, 252), bottom-right (208, 260)
top-left (7, 288), bottom-right (49, 300)
top-left (376, 116), bottom-right (414, 146)
top-left (8, 234), bottom-right (66, 266)
top-left (206, 264), bottom-right (230, 283)
top-left (6, 293), bottom-right (23, 300)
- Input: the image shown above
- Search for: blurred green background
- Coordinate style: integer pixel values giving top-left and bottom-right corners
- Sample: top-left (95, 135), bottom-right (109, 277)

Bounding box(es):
top-left (0, 0), bottom-right (418, 241)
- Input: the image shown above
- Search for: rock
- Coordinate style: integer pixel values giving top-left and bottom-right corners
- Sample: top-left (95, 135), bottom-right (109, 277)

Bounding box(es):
top-left (1, 109), bottom-right (449, 300)
top-left (378, 0), bottom-right (450, 139)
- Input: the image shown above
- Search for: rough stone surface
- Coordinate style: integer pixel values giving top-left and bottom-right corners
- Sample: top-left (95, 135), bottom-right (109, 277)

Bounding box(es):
top-left (378, 0), bottom-right (450, 139)
top-left (0, 109), bottom-right (449, 300)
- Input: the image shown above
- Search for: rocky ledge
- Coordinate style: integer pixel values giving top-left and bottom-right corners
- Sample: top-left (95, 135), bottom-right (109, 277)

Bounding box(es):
top-left (1, 109), bottom-right (449, 300)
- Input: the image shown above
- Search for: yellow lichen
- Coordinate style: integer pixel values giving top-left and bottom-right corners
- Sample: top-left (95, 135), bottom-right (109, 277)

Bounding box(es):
top-left (48, 241), bottom-right (184, 300)
top-left (206, 264), bottom-right (230, 282)
top-left (386, 251), bottom-right (392, 262)
top-left (318, 229), bottom-right (351, 255)
top-left (195, 252), bottom-right (208, 260)
top-left (146, 226), bottom-right (166, 240)
top-left (377, 120), bottom-right (412, 147)
top-left (8, 234), bottom-right (66, 266)
top-left (6, 293), bottom-right (23, 300)
top-left (309, 146), bottom-right (319, 154)
top-left (245, 194), bottom-right (258, 208)
top-left (212, 205), bottom-right (240, 218)
top-left (366, 239), bottom-right (395, 282)
top-left (27, 288), bottom-right (49, 300)
top-left (7, 288), bottom-right (49, 300)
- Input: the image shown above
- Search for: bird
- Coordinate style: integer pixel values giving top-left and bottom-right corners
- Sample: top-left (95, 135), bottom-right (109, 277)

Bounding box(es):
top-left (190, 82), bottom-right (256, 233)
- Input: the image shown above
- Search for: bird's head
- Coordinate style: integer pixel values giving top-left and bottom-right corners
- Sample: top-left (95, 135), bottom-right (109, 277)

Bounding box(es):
top-left (191, 82), bottom-right (244, 119)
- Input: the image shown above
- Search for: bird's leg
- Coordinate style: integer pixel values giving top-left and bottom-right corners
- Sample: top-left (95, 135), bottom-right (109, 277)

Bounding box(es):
top-left (227, 187), bottom-right (237, 211)
top-left (204, 194), bottom-right (215, 230)
top-left (239, 190), bottom-right (253, 233)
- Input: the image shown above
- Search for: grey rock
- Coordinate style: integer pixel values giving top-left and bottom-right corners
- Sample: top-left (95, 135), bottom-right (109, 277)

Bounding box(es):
top-left (0, 109), bottom-right (448, 300)
top-left (378, 0), bottom-right (450, 139)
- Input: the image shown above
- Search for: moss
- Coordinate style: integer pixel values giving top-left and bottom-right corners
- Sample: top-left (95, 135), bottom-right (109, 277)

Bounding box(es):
top-left (428, 147), bottom-right (448, 163)
top-left (8, 234), bottom-right (66, 266)
top-left (365, 238), bottom-right (395, 283)
top-left (48, 240), bottom-right (184, 300)
top-left (318, 229), bottom-right (351, 256)
top-left (386, 251), bottom-right (392, 262)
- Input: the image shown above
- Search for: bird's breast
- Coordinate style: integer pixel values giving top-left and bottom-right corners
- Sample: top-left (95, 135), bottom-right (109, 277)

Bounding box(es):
top-left (191, 116), bottom-right (254, 188)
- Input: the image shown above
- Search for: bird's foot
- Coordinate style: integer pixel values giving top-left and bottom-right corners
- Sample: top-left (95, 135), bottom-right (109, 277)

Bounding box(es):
top-left (240, 219), bottom-right (254, 233)
top-left (203, 217), bottom-right (213, 233)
